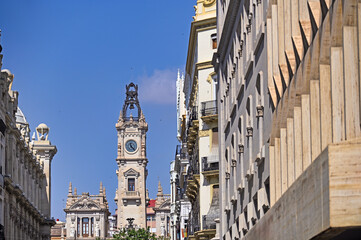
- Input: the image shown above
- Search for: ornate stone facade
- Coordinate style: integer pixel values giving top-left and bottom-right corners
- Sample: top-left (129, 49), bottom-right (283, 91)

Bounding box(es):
top-left (115, 83), bottom-right (148, 229)
top-left (0, 37), bottom-right (57, 240)
top-left (153, 182), bottom-right (171, 238)
top-left (64, 182), bottom-right (110, 239)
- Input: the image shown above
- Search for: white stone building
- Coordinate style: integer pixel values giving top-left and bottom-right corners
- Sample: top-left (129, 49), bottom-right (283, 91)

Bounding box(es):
top-left (0, 38), bottom-right (57, 239)
top-left (213, 0), bottom-right (271, 238)
top-left (64, 182), bottom-right (110, 239)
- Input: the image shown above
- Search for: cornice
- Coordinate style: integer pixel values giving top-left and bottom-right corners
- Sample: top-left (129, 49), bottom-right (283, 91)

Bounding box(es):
top-left (186, 17), bottom-right (217, 75)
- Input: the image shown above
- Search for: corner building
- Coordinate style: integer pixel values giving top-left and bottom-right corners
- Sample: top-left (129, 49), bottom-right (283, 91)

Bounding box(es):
top-left (115, 83), bottom-right (148, 229)
top-left (214, 0), bottom-right (271, 239)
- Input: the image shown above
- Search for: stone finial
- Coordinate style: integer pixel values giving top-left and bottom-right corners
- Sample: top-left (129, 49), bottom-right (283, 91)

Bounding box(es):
top-left (146, 189), bottom-right (149, 199)
top-left (99, 182), bottom-right (103, 194)
top-left (103, 187), bottom-right (106, 196)
top-left (36, 123), bottom-right (49, 141)
top-left (74, 187), bottom-right (77, 195)
top-left (157, 181), bottom-right (163, 196)
top-left (68, 182), bottom-right (72, 195)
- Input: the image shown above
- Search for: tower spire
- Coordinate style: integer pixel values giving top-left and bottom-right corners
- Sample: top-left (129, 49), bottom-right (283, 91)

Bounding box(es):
top-left (99, 182), bottom-right (103, 194)
top-left (68, 182), bottom-right (72, 196)
top-left (157, 180), bottom-right (163, 196)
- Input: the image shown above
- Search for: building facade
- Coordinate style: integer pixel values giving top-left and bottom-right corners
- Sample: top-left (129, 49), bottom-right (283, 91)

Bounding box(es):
top-left (0, 40), bottom-right (58, 240)
top-left (153, 181), bottom-right (171, 238)
top-left (64, 182), bottom-right (110, 239)
top-left (115, 83), bottom-right (148, 229)
top-left (213, 0), bottom-right (361, 239)
top-left (146, 199), bottom-right (156, 233)
top-left (214, 0), bottom-right (271, 239)
top-left (170, 145), bottom-right (192, 240)
top-left (50, 220), bottom-right (66, 240)
top-left (175, 1), bottom-right (220, 239)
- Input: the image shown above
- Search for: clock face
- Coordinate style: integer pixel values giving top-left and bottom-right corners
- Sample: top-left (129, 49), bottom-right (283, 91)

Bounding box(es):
top-left (125, 140), bottom-right (138, 153)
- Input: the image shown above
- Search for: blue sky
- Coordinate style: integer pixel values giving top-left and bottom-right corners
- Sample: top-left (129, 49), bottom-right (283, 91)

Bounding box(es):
top-left (0, 0), bottom-right (194, 220)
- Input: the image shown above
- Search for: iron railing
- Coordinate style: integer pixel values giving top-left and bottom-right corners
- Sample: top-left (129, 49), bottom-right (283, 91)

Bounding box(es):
top-left (201, 100), bottom-right (218, 116)
top-left (202, 157), bottom-right (219, 172)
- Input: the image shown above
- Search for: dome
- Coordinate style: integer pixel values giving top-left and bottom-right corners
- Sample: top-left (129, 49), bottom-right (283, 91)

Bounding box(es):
top-left (15, 107), bottom-right (28, 125)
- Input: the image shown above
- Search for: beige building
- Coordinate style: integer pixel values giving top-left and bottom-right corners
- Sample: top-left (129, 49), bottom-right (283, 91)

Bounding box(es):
top-left (64, 182), bottom-right (110, 239)
top-left (0, 40), bottom-right (58, 239)
top-left (175, 0), bottom-right (220, 239)
top-left (50, 220), bottom-right (66, 240)
top-left (115, 83), bottom-right (148, 229)
top-left (213, 0), bottom-right (361, 239)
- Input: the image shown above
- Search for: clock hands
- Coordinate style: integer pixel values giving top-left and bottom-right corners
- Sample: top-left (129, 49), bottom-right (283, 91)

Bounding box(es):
top-left (130, 142), bottom-right (136, 151)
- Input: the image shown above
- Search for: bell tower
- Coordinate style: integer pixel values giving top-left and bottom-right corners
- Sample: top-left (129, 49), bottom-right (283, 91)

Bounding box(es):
top-left (115, 83), bottom-right (148, 229)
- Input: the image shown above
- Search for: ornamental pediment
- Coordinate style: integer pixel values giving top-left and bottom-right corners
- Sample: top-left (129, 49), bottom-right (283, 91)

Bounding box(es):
top-left (124, 168), bottom-right (140, 178)
top-left (159, 199), bottom-right (171, 209)
top-left (69, 197), bottom-right (101, 210)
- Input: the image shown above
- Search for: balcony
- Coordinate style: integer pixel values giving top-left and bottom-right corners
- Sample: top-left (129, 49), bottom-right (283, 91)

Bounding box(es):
top-left (201, 100), bottom-right (217, 116)
top-left (201, 156), bottom-right (219, 178)
top-left (201, 100), bottom-right (218, 123)
top-left (123, 191), bottom-right (140, 199)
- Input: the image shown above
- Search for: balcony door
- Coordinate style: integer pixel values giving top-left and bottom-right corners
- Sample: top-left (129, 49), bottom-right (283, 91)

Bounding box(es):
top-left (82, 218), bottom-right (89, 237)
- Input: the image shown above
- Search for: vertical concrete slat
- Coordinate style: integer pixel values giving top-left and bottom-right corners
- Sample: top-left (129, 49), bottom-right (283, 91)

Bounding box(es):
top-left (272, 4), bottom-right (283, 97)
top-left (301, 94), bottom-right (311, 170)
top-left (310, 80), bottom-right (321, 160)
top-left (287, 118), bottom-right (295, 185)
top-left (358, 3), bottom-right (361, 131)
top-left (278, 0), bottom-right (289, 86)
top-left (267, 16), bottom-right (278, 106)
top-left (270, 145), bottom-right (276, 206)
top-left (294, 106), bottom-right (303, 179)
top-left (319, 64), bottom-right (332, 150)
top-left (275, 138), bottom-right (281, 201)
top-left (280, 128), bottom-right (288, 193)
top-left (343, 26), bottom-right (361, 139)
top-left (330, 47), bottom-right (345, 142)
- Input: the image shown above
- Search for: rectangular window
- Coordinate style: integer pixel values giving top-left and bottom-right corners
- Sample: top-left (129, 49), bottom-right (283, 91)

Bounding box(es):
top-left (128, 178), bottom-right (135, 191)
top-left (211, 33), bottom-right (217, 49)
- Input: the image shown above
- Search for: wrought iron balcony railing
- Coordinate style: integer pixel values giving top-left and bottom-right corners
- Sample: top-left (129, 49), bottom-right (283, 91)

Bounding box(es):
top-left (201, 100), bottom-right (218, 116)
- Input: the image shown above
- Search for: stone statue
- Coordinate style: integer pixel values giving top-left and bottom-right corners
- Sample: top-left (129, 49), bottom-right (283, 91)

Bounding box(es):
top-left (95, 223), bottom-right (100, 237)
top-left (70, 224), bottom-right (75, 237)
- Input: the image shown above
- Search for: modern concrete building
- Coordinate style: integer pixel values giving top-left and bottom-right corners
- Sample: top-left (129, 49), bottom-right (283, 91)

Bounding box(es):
top-left (213, 0), bottom-right (271, 239)
top-left (213, 0), bottom-right (361, 239)
top-left (0, 38), bottom-right (58, 240)
top-left (64, 182), bottom-right (110, 239)
top-left (115, 83), bottom-right (148, 229)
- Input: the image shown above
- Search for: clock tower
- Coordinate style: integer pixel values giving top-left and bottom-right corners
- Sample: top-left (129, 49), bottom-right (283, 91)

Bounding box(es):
top-left (115, 83), bottom-right (148, 229)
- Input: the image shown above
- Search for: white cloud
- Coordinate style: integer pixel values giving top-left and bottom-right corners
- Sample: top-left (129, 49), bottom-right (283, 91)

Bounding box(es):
top-left (138, 69), bottom-right (177, 105)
